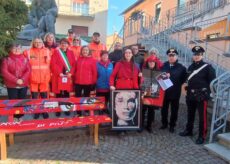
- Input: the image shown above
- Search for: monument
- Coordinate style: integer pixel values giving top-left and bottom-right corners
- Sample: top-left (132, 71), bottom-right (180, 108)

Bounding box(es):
top-left (18, 0), bottom-right (58, 40)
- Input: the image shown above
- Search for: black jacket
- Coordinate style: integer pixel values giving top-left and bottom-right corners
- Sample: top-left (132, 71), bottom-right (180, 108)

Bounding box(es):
top-left (162, 61), bottom-right (187, 100)
top-left (187, 60), bottom-right (216, 90)
top-left (109, 50), bottom-right (123, 67)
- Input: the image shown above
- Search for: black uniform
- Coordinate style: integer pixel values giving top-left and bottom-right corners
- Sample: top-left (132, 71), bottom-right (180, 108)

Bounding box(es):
top-left (161, 61), bottom-right (187, 129)
top-left (185, 60), bottom-right (216, 140)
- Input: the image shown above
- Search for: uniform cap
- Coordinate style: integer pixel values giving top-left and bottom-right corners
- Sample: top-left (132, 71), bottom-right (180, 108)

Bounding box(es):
top-left (166, 48), bottom-right (178, 55)
top-left (192, 46), bottom-right (205, 55)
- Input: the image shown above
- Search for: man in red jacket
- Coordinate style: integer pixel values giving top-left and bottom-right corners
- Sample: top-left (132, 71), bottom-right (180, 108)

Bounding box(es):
top-left (88, 32), bottom-right (107, 61)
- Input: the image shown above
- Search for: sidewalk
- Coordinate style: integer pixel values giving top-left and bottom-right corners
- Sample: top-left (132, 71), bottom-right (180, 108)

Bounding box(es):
top-left (0, 104), bottom-right (227, 164)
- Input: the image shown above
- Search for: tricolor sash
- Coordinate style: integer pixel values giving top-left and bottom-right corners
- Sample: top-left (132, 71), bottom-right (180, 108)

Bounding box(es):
top-left (58, 48), bottom-right (71, 73)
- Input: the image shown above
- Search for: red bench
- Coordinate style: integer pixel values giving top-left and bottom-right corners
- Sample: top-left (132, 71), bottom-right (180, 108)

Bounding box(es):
top-left (0, 97), bottom-right (112, 160)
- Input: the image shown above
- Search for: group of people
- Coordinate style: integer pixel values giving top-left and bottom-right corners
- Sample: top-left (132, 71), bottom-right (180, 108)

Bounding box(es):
top-left (1, 29), bottom-right (216, 144)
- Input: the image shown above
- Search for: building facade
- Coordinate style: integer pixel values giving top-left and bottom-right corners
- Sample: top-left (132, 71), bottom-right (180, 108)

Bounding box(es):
top-left (122, 0), bottom-right (230, 49)
top-left (21, 0), bottom-right (108, 43)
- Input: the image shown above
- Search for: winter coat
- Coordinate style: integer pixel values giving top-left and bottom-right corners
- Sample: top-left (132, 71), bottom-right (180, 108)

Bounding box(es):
top-left (74, 56), bottom-right (97, 85)
top-left (1, 53), bottom-right (31, 88)
top-left (50, 48), bottom-right (76, 93)
top-left (162, 61), bottom-right (187, 100)
top-left (96, 61), bottom-right (113, 92)
top-left (110, 61), bottom-right (140, 89)
top-left (109, 50), bottom-right (123, 67)
top-left (24, 47), bottom-right (51, 84)
top-left (88, 42), bottom-right (107, 60)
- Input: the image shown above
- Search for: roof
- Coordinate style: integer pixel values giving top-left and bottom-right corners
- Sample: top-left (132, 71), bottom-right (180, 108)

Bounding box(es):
top-left (120, 0), bottom-right (145, 15)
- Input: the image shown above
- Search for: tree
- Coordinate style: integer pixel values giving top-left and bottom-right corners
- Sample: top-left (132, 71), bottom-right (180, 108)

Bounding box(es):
top-left (0, 0), bottom-right (28, 57)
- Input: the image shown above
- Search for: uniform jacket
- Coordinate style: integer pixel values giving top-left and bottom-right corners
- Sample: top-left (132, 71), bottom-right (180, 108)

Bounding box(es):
top-left (50, 48), bottom-right (76, 93)
top-left (88, 42), bottom-right (107, 60)
top-left (1, 53), bottom-right (31, 88)
top-left (70, 45), bottom-right (81, 60)
top-left (96, 60), bottom-right (113, 92)
top-left (110, 61), bottom-right (140, 89)
top-left (162, 61), bottom-right (187, 100)
top-left (74, 56), bottom-right (97, 85)
top-left (187, 60), bottom-right (216, 90)
top-left (25, 47), bottom-right (51, 84)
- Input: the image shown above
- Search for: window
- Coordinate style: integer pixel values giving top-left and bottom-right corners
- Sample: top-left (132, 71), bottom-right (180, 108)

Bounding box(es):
top-left (155, 3), bottom-right (161, 23)
top-left (72, 25), bottom-right (88, 36)
top-left (72, 0), bottom-right (89, 15)
top-left (207, 33), bottom-right (220, 39)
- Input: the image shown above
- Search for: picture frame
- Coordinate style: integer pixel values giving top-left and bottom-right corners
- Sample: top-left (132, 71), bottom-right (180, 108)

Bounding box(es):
top-left (141, 69), bottom-right (162, 98)
top-left (111, 90), bottom-right (141, 130)
top-left (141, 69), bottom-right (165, 107)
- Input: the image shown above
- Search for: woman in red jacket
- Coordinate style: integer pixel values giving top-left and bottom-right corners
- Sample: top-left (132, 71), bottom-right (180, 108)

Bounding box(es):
top-left (51, 38), bottom-right (76, 116)
top-left (110, 48), bottom-right (141, 90)
top-left (1, 43), bottom-right (31, 121)
top-left (74, 46), bottom-right (97, 97)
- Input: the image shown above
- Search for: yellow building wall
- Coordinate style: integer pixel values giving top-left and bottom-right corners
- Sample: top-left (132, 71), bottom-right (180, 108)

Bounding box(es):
top-left (106, 33), bottom-right (123, 51)
top-left (123, 0), bottom-right (179, 46)
top-left (199, 19), bottom-right (230, 39)
top-left (55, 0), bottom-right (108, 43)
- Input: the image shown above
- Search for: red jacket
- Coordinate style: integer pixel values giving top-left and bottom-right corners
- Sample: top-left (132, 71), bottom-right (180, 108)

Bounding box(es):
top-left (88, 42), bottom-right (107, 60)
top-left (74, 56), bottom-right (97, 85)
top-left (1, 53), bottom-right (31, 88)
top-left (50, 48), bottom-right (76, 93)
top-left (110, 61), bottom-right (140, 89)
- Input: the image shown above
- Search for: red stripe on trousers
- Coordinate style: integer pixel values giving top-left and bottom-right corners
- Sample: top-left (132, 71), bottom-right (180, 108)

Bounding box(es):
top-left (203, 101), bottom-right (208, 139)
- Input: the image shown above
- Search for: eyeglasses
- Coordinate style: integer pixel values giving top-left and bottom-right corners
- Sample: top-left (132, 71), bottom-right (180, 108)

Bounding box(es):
top-left (34, 42), bottom-right (42, 44)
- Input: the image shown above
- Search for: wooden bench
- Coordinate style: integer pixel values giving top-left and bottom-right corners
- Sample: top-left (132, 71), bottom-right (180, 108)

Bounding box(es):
top-left (0, 97), bottom-right (112, 160)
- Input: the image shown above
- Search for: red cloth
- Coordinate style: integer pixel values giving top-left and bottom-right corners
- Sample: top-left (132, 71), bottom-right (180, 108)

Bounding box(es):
top-left (74, 56), bottom-right (97, 85)
top-left (50, 48), bottom-right (76, 93)
top-left (1, 53), bottom-right (31, 88)
top-left (110, 61), bottom-right (140, 89)
top-left (143, 55), bottom-right (163, 70)
top-left (88, 42), bottom-right (107, 60)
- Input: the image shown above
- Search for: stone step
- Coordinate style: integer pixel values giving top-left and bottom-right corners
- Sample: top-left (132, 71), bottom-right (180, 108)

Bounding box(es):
top-left (218, 133), bottom-right (230, 149)
top-left (204, 143), bottom-right (230, 163)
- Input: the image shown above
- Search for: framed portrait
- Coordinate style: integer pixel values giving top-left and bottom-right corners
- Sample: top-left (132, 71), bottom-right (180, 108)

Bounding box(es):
top-left (141, 69), bottom-right (162, 98)
top-left (111, 90), bottom-right (141, 130)
top-left (141, 69), bottom-right (165, 107)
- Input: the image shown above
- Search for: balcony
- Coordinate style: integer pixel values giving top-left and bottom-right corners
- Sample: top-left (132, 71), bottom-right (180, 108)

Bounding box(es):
top-left (57, 3), bottom-right (95, 20)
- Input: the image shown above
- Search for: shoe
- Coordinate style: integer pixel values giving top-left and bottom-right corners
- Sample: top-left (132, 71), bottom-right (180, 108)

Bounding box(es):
top-left (55, 112), bottom-right (61, 117)
top-left (179, 130), bottom-right (193, 137)
top-left (42, 113), bottom-right (49, 119)
top-left (159, 125), bottom-right (168, 130)
top-left (64, 111), bottom-right (70, 116)
top-left (146, 126), bottom-right (153, 133)
top-left (169, 127), bottom-right (174, 133)
top-left (196, 137), bottom-right (204, 144)
top-left (34, 114), bottom-right (40, 119)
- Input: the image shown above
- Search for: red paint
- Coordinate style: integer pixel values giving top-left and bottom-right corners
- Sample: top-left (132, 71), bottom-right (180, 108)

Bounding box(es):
top-left (0, 115), bottom-right (112, 133)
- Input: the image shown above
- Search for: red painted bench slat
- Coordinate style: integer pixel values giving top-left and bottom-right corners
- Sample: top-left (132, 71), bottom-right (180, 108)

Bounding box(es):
top-left (0, 115), bottom-right (112, 133)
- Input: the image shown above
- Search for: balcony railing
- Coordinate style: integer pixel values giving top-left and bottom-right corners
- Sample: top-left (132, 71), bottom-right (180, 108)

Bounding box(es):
top-left (57, 3), bottom-right (95, 19)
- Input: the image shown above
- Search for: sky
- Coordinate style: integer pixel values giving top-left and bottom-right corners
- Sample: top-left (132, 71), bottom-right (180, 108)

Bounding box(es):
top-left (107, 0), bottom-right (137, 35)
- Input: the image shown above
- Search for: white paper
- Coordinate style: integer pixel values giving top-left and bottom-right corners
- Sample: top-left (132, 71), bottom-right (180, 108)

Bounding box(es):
top-left (156, 72), bottom-right (173, 91)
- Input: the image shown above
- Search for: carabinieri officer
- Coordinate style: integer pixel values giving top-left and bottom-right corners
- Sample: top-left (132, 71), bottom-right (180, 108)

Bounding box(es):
top-left (179, 46), bottom-right (216, 144)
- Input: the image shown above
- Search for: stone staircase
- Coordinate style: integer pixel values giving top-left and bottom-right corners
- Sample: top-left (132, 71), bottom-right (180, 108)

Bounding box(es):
top-left (205, 133), bottom-right (230, 163)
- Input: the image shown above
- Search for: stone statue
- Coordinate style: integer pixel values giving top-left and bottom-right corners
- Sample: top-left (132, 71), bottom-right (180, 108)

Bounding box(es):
top-left (18, 0), bottom-right (58, 40)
